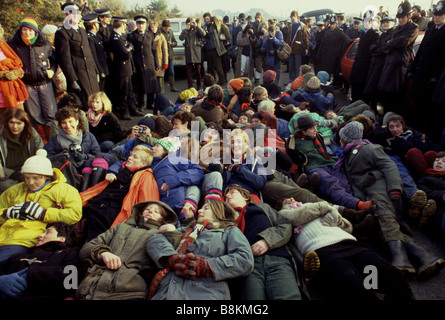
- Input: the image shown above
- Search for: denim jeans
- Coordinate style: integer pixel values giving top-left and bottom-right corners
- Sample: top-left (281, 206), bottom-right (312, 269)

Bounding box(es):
top-left (288, 54), bottom-right (302, 83)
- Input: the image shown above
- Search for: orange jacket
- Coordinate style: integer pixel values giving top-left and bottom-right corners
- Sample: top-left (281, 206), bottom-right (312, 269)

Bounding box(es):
top-left (80, 168), bottom-right (160, 228)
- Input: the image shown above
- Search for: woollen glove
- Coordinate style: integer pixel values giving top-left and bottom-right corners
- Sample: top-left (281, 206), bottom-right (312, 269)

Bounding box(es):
top-left (16, 202), bottom-right (46, 221)
top-left (163, 64), bottom-right (168, 70)
top-left (389, 190), bottom-right (402, 201)
top-left (171, 253), bottom-right (213, 280)
top-left (0, 268), bottom-right (28, 298)
top-left (2, 206), bottom-right (25, 220)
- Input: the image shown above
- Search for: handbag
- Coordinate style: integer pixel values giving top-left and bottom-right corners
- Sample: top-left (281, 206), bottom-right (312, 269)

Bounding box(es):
top-left (277, 42), bottom-right (291, 61)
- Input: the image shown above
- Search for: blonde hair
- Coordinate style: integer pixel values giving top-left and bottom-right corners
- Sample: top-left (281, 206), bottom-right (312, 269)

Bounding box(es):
top-left (252, 86), bottom-right (267, 100)
top-left (88, 91), bottom-right (112, 114)
top-left (132, 145), bottom-right (154, 166)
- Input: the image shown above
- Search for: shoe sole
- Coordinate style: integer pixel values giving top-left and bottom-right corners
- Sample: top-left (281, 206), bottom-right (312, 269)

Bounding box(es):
top-left (419, 199), bottom-right (436, 227)
top-left (303, 251), bottom-right (320, 281)
top-left (409, 190), bottom-right (428, 218)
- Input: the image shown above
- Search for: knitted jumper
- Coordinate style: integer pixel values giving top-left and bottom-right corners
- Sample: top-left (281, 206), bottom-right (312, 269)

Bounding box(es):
top-left (295, 218), bottom-right (356, 254)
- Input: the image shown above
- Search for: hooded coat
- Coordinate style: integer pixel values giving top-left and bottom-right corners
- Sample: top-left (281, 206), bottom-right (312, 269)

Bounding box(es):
top-left (76, 200), bottom-right (179, 300)
top-left (0, 168), bottom-right (82, 248)
top-left (146, 220), bottom-right (254, 300)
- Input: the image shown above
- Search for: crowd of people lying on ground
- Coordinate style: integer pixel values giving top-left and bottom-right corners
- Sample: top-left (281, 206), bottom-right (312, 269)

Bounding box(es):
top-left (1, 0), bottom-right (445, 301)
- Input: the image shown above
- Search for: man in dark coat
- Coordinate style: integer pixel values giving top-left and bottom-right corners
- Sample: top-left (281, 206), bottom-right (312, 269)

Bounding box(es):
top-left (127, 15), bottom-right (159, 111)
top-left (314, 15), bottom-right (352, 86)
top-left (107, 17), bottom-right (142, 120)
top-left (82, 13), bottom-right (109, 92)
top-left (408, 0), bottom-right (445, 141)
top-left (377, 0), bottom-right (418, 118)
top-left (349, 10), bottom-right (380, 103)
top-left (94, 8), bottom-right (113, 42)
top-left (54, 2), bottom-right (99, 109)
top-left (0, 222), bottom-right (80, 300)
top-left (345, 18), bottom-right (363, 39)
top-left (364, 14), bottom-right (396, 112)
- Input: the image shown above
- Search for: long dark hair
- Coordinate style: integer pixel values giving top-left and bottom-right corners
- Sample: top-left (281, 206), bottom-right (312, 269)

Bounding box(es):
top-left (1, 108), bottom-right (34, 143)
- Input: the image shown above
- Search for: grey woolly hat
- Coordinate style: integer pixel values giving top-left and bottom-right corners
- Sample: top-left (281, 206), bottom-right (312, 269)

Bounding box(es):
top-left (339, 121), bottom-right (364, 144)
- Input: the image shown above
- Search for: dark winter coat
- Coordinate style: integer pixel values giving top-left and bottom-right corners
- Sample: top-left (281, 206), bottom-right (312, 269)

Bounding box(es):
top-left (87, 30), bottom-right (109, 76)
top-left (432, 64), bottom-right (445, 106)
top-left (8, 30), bottom-right (57, 86)
top-left (364, 28), bottom-right (395, 95)
top-left (127, 29), bottom-right (159, 93)
top-left (179, 25), bottom-right (206, 64)
top-left (315, 27), bottom-right (352, 75)
top-left (88, 112), bottom-right (123, 144)
top-left (349, 28), bottom-right (380, 85)
top-left (286, 22), bottom-right (309, 55)
top-left (108, 30), bottom-right (134, 78)
top-left (417, 173), bottom-right (445, 209)
top-left (377, 21), bottom-right (419, 93)
top-left (408, 23), bottom-right (445, 99)
top-left (0, 241), bottom-right (80, 300)
top-left (54, 26), bottom-right (99, 96)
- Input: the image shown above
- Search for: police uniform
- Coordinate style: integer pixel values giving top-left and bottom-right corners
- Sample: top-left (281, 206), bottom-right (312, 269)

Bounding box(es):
top-left (94, 8), bottom-right (113, 41)
top-left (82, 13), bottom-right (109, 91)
top-left (108, 17), bottom-right (135, 119)
top-left (127, 15), bottom-right (159, 110)
top-left (55, 2), bottom-right (99, 109)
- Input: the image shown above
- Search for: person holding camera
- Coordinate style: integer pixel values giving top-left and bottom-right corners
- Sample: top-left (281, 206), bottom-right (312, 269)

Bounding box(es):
top-left (44, 107), bottom-right (101, 178)
top-left (261, 22), bottom-right (284, 85)
top-left (180, 17), bottom-right (206, 90)
top-left (234, 24), bottom-right (258, 79)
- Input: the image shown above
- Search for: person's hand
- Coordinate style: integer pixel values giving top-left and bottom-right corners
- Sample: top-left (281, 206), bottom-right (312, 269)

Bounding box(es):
top-left (157, 224), bottom-right (176, 233)
top-left (72, 151), bottom-right (87, 162)
top-left (1, 69), bottom-right (23, 81)
top-left (0, 268), bottom-right (28, 298)
top-left (161, 182), bottom-right (170, 191)
top-left (105, 173), bottom-right (117, 183)
top-left (320, 208), bottom-right (343, 226)
top-left (46, 69), bottom-right (55, 79)
top-left (100, 252), bottom-right (122, 270)
top-left (169, 253), bottom-right (212, 280)
top-left (17, 202), bottom-right (46, 221)
top-left (251, 239), bottom-right (269, 256)
top-left (163, 64), bottom-right (168, 70)
top-left (71, 81), bottom-right (81, 91)
top-left (2, 205), bottom-right (24, 220)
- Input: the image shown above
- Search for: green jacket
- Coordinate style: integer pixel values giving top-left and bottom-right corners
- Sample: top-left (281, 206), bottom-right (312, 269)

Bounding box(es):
top-left (292, 133), bottom-right (336, 172)
top-left (161, 28), bottom-right (177, 58)
top-left (76, 201), bottom-right (180, 300)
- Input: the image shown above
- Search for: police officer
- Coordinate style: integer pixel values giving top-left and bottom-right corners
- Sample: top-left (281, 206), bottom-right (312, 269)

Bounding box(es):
top-left (108, 16), bottom-right (142, 120)
top-left (127, 15), bottom-right (159, 111)
top-left (94, 8), bottom-right (113, 42)
top-left (82, 13), bottom-right (109, 92)
top-left (55, 1), bottom-right (99, 109)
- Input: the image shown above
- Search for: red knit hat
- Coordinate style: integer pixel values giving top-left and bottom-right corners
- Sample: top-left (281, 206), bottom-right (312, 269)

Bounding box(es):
top-left (228, 78), bottom-right (244, 92)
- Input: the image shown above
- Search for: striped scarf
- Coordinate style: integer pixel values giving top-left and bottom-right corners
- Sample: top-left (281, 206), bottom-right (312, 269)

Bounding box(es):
top-left (148, 220), bottom-right (213, 299)
top-left (304, 134), bottom-right (330, 160)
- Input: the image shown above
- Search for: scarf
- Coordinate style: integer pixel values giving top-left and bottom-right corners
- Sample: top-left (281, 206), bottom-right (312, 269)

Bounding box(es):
top-left (425, 168), bottom-right (445, 176)
top-left (57, 129), bottom-right (83, 151)
top-left (334, 139), bottom-right (372, 170)
top-left (0, 41), bottom-right (29, 108)
top-left (148, 220), bottom-right (213, 299)
top-left (87, 108), bottom-right (104, 127)
top-left (235, 205), bottom-right (247, 232)
top-left (304, 134), bottom-right (330, 160)
top-left (21, 35), bottom-right (38, 46)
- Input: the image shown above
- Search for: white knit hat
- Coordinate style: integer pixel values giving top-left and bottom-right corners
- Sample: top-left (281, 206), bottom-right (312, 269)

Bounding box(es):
top-left (41, 24), bottom-right (58, 35)
top-left (21, 149), bottom-right (53, 176)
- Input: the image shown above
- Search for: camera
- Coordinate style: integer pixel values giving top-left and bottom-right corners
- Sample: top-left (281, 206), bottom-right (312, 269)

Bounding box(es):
top-left (247, 29), bottom-right (254, 36)
top-left (69, 144), bottom-right (83, 153)
top-left (137, 126), bottom-right (147, 133)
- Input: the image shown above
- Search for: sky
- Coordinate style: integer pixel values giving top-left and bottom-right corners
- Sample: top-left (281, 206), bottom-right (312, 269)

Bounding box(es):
top-left (126, 0), bottom-right (436, 18)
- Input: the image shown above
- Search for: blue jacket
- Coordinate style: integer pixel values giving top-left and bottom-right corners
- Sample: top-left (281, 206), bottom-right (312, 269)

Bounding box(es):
top-left (151, 154), bottom-right (204, 214)
top-left (294, 90), bottom-right (334, 115)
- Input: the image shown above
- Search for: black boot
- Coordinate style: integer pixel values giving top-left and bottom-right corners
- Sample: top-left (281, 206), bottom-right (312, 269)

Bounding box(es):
top-left (90, 167), bottom-right (107, 187)
top-left (80, 172), bottom-right (91, 192)
top-left (386, 240), bottom-right (416, 276)
top-left (339, 205), bottom-right (376, 224)
top-left (405, 241), bottom-right (445, 280)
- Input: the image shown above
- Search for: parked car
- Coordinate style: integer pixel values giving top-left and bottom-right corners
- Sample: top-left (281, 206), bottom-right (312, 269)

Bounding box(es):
top-left (301, 8), bottom-right (334, 23)
top-left (341, 31), bottom-right (425, 83)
